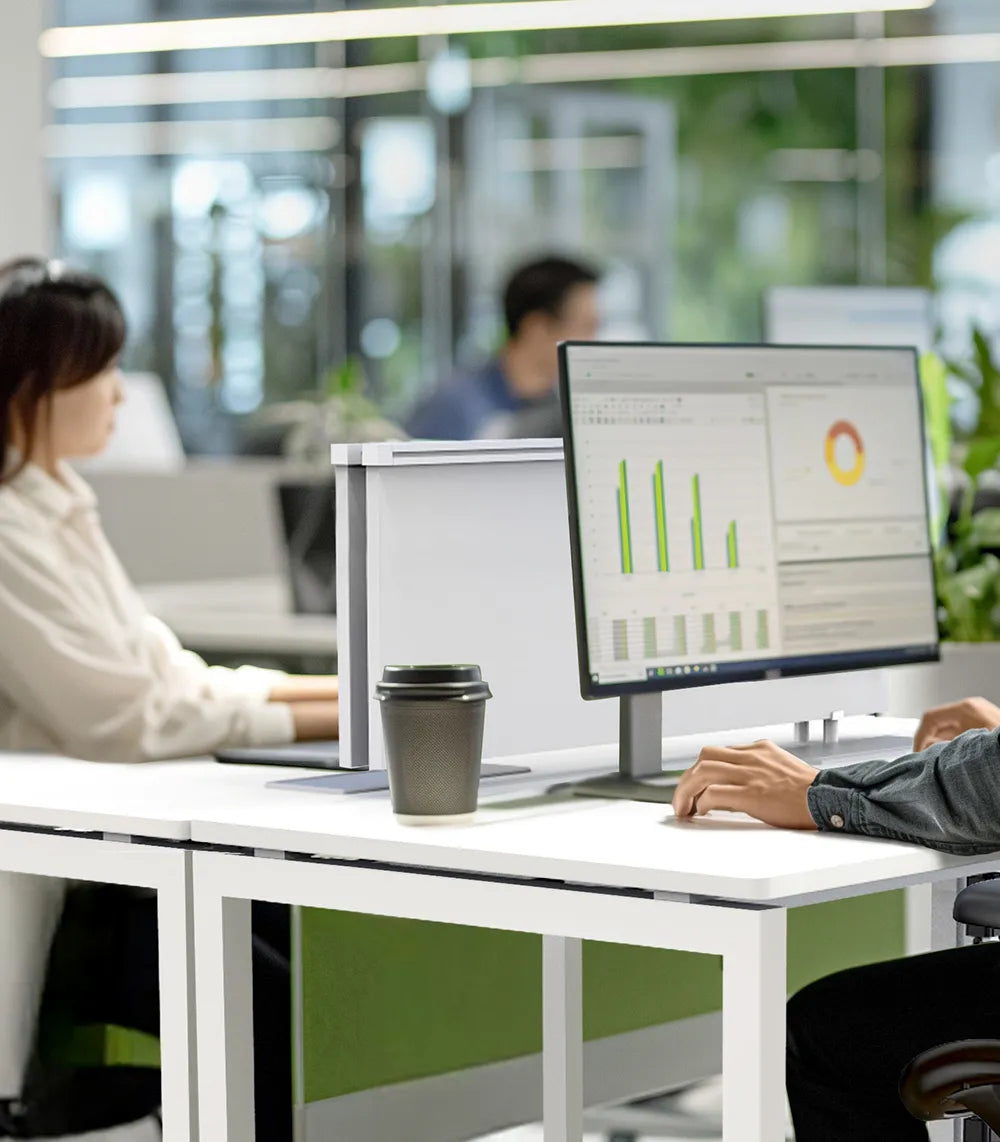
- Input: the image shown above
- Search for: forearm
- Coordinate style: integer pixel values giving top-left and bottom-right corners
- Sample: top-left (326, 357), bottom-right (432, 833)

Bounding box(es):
top-left (269, 675), bottom-right (339, 704)
top-left (808, 728), bottom-right (1000, 854)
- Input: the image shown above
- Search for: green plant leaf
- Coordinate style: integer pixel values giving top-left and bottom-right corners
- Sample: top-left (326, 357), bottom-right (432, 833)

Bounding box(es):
top-left (919, 352), bottom-right (953, 473)
top-left (938, 554), bottom-right (1000, 641)
top-left (963, 435), bottom-right (1000, 482)
top-left (969, 509), bottom-right (1000, 551)
top-left (973, 327), bottom-right (1000, 437)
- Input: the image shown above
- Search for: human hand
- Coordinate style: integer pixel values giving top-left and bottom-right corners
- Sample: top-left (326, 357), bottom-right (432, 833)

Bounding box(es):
top-left (290, 701), bottom-right (339, 741)
top-left (672, 740), bottom-right (819, 830)
top-left (913, 697), bottom-right (1000, 752)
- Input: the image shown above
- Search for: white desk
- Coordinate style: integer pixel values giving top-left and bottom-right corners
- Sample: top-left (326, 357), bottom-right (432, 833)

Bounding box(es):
top-left (0, 754), bottom-right (317, 1142)
top-left (187, 717), bottom-right (1000, 1142)
top-left (139, 576), bottom-right (336, 658)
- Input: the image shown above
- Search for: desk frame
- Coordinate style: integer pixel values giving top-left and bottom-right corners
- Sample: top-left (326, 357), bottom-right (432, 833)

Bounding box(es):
top-left (193, 849), bottom-right (786, 1142)
top-left (192, 847), bottom-right (1000, 1142)
top-left (0, 827), bottom-right (197, 1142)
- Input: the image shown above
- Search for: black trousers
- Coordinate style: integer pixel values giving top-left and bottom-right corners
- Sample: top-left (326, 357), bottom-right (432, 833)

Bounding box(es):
top-left (788, 941), bottom-right (1000, 1141)
top-left (14, 888), bottom-right (292, 1141)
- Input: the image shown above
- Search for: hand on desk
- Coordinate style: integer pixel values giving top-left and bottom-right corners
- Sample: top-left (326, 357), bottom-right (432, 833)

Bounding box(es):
top-left (913, 697), bottom-right (1000, 753)
top-left (672, 740), bottom-right (819, 831)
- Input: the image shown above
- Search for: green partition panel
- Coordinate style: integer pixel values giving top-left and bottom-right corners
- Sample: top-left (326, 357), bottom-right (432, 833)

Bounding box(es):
top-left (301, 890), bottom-right (905, 1104)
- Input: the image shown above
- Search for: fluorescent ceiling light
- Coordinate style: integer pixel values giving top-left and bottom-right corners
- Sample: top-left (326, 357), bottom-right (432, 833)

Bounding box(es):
top-left (40, 0), bottom-right (934, 58)
top-left (49, 64), bottom-right (422, 109)
top-left (48, 32), bottom-right (1000, 115)
top-left (501, 135), bottom-right (646, 171)
top-left (44, 116), bottom-right (339, 158)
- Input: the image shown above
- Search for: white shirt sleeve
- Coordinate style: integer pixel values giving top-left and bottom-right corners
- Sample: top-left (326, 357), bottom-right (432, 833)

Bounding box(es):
top-left (137, 612), bottom-right (289, 703)
top-left (0, 526), bottom-right (295, 762)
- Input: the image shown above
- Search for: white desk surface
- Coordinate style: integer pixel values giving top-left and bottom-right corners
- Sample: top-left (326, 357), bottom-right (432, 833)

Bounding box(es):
top-left (139, 576), bottom-right (336, 656)
top-left (0, 755), bottom-right (319, 841)
top-left (188, 716), bottom-right (1000, 905)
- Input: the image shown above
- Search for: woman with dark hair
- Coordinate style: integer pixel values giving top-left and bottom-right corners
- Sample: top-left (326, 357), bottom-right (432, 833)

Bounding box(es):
top-left (0, 258), bottom-right (327, 1139)
top-left (0, 257), bottom-right (339, 761)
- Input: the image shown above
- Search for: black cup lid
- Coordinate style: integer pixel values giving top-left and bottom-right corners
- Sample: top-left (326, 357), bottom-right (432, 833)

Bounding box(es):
top-left (374, 664), bottom-right (491, 702)
top-left (380, 664), bottom-right (482, 685)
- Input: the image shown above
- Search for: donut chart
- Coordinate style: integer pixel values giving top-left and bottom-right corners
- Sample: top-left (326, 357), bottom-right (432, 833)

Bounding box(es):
top-left (825, 420), bottom-right (865, 486)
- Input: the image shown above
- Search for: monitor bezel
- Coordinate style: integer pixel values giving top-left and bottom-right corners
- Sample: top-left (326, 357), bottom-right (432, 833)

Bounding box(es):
top-left (558, 339), bottom-right (942, 701)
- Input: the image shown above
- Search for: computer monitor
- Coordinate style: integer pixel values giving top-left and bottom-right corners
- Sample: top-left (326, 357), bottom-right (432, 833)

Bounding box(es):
top-left (764, 286), bottom-right (934, 353)
top-left (559, 342), bottom-right (939, 798)
top-left (276, 480), bottom-right (337, 616)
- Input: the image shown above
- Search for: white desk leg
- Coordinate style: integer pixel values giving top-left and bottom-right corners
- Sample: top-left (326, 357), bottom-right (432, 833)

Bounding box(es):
top-left (194, 870), bottom-right (254, 1142)
top-left (722, 907), bottom-right (786, 1142)
top-left (542, 935), bottom-right (583, 1142)
top-left (158, 851), bottom-right (198, 1142)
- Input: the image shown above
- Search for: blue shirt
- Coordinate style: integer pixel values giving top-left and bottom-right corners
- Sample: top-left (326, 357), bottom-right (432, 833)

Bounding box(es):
top-left (406, 358), bottom-right (531, 440)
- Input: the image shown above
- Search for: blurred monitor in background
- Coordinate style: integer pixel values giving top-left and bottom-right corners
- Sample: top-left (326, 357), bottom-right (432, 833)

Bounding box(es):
top-left (276, 481), bottom-right (336, 616)
top-left (407, 254), bottom-right (600, 440)
top-left (76, 373), bottom-right (185, 472)
top-left (764, 286), bottom-right (934, 353)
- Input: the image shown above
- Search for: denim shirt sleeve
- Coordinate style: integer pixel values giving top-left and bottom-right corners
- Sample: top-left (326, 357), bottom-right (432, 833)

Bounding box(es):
top-left (806, 728), bottom-right (1000, 855)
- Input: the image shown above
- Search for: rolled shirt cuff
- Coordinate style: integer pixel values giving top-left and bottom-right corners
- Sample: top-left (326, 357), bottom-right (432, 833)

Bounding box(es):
top-left (807, 775), bottom-right (857, 834)
top-left (243, 700), bottom-right (296, 747)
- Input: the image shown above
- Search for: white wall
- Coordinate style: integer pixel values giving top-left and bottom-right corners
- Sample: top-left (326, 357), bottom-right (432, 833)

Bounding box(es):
top-left (0, 1), bottom-right (49, 261)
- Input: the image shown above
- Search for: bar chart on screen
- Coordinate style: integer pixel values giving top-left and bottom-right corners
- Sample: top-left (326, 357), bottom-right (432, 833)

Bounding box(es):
top-left (573, 390), bottom-right (783, 671)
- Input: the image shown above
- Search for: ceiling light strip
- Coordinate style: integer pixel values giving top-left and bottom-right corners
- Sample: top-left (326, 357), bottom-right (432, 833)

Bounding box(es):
top-left (40, 0), bottom-right (935, 59)
top-left (48, 63), bottom-right (423, 109)
top-left (49, 31), bottom-right (1000, 123)
top-left (44, 116), bottom-right (340, 159)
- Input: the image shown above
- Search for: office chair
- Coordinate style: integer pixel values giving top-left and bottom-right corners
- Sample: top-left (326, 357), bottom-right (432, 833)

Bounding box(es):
top-left (900, 878), bottom-right (1000, 1142)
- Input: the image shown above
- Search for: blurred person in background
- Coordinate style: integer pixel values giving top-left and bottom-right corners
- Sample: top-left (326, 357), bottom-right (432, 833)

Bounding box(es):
top-left (407, 254), bottom-right (600, 440)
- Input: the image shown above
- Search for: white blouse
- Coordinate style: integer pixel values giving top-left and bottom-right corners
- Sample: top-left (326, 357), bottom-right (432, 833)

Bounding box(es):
top-left (0, 458), bottom-right (296, 762)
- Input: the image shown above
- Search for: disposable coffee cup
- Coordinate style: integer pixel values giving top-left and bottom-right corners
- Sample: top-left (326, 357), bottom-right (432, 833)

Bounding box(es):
top-left (374, 665), bottom-right (492, 825)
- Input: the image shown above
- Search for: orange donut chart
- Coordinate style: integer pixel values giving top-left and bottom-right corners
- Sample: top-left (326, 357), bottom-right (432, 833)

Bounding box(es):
top-left (825, 420), bottom-right (865, 486)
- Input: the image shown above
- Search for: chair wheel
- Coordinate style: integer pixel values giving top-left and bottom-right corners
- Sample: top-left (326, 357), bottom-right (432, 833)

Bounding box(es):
top-left (608, 1134), bottom-right (637, 1142)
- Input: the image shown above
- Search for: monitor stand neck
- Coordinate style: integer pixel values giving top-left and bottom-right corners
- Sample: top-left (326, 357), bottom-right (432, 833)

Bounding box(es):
top-left (550, 693), bottom-right (678, 804)
top-left (619, 692), bottom-right (663, 780)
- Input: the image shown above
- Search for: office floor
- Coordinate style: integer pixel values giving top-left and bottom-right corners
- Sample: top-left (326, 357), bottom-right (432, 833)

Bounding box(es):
top-left (476, 1077), bottom-right (797, 1141)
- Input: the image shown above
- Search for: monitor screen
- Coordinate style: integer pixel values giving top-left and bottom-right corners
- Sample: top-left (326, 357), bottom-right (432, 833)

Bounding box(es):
top-left (559, 342), bottom-right (939, 699)
top-left (764, 286), bottom-right (933, 353)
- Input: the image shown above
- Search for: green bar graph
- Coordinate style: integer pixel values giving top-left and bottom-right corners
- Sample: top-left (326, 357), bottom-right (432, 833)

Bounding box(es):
top-left (643, 617), bottom-right (657, 658)
top-left (730, 611), bottom-right (743, 651)
top-left (612, 620), bottom-right (629, 661)
top-left (653, 462), bottom-right (669, 572)
top-left (691, 475), bottom-right (705, 571)
top-left (727, 521), bottom-right (739, 569)
top-left (701, 613), bottom-right (716, 655)
top-left (674, 616), bottom-right (688, 656)
top-left (617, 461), bottom-right (633, 575)
top-left (756, 609), bottom-right (770, 650)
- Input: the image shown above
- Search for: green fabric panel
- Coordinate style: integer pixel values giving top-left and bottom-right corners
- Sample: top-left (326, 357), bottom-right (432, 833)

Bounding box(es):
top-left (301, 913), bottom-right (542, 1102)
top-left (787, 890), bottom-right (906, 996)
top-left (302, 890), bottom-right (906, 1105)
top-left (582, 943), bottom-right (721, 1040)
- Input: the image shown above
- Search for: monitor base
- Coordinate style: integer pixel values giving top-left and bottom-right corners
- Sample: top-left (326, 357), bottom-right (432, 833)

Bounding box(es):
top-left (562, 771), bottom-right (683, 804)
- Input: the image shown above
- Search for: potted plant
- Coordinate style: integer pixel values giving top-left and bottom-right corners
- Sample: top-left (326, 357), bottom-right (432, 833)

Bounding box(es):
top-left (244, 357), bottom-right (407, 464)
top-left (889, 330), bottom-right (1000, 712)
